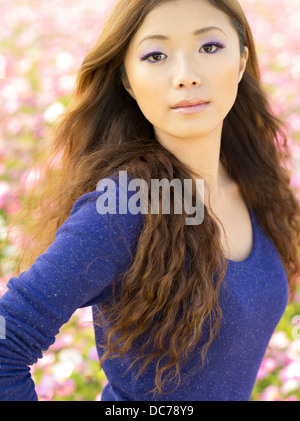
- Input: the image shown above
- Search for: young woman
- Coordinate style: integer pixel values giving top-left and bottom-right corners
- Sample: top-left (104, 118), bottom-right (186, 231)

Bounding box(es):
top-left (0, 0), bottom-right (299, 401)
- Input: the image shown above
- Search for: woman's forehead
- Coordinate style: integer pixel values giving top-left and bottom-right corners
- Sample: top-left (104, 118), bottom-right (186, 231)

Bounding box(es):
top-left (128, 0), bottom-right (237, 47)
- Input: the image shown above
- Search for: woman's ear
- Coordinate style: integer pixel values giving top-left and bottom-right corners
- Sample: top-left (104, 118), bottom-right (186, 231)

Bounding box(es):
top-left (238, 46), bottom-right (249, 83)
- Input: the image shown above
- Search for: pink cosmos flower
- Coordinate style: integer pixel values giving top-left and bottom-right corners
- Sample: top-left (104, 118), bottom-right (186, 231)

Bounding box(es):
top-left (75, 307), bottom-right (93, 326)
top-left (284, 395), bottom-right (298, 401)
top-left (279, 361), bottom-right (300, 382)
top-left (287, 339), bottom-right (300, 360)
top-left (281, 379), bottom-right (300, 395)
top-left (50, 332), bottom-right (74, 351)
top-left (56, 379), bottom-right (76, 397)
top-left (95, 392), bottom-right (102, 401)
top-left (20, 167), bottom-right (45, 192)
top-left (34, 353), bottom-right (56, 370)
top-left (257, 358), bottom-right (278, 380)
top-left (35, 375), bottom-right (56, 399)
top-left (269, 331), bottom-right (290, 350)
top-left (0, 277), bottom-right (8, 295)
top-left (88, 346), bottom-right (99, 362)
top-left (259, 385), bottom-right (281, 401)
top-left (0, 181), bottom-right (10, 209)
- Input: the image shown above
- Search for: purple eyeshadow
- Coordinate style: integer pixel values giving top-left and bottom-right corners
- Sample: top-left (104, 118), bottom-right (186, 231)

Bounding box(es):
top-left (140, 51), bottom-right (163, 61)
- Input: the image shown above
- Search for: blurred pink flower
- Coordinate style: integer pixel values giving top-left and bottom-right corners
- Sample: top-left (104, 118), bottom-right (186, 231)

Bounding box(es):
top-left (286, 114), bottom-right (300, 135)
top-left (75, 307), bottom-right (93, 326)
top-left (20, 166), bottom-right (47, 192)
top-left (259, 385), bottom-right (281, 401)
top-left (279, 361), bottom-right (300, 382)
top-left (281, 379), bottom-right (300, 395)
top-left (291, 55), bottom-right (300, 80)
top-left (271, 350), bottom-right (289, 367)
top-left (55, 52), bottom-right (74, 72)
top-left (95, 392), bottom-right (102, 401)
top-left (34, 352), bottom-right (56, 369)
top-left (56, 379), bottom-right (76, 397)
top-left (50, 332), bottom-right (74, 351)
top-left (34, 353), bottom-right (56, 370)
top-left (0, 181), bottom-right (10, 209)
top-left (0, 277), bottom-right (8, 295)
top-left (284, 395), bottom-right (298, 401)
top-left (0, 55), bottom-right (6, 79)
top-left (290, 174), bottom-right (300, 190)
top-left (43, 102), bottom-right (65, 124)
top-left (286, 339), bottom-right (300, 361)
top-left (257, 358), bottom-right (278, 380)
top-left (52, 348), bottom-right (83, 382)
top-left (293, 292), bottom-right (300, 304)
top-left (5, 195), bottom-right (21, 215)
top-left (269, 331), bottom-right (290, 350)
top-left (35, 375), bottom-right (56, 399)
top-left (88, 346), bottom-right (99, 362)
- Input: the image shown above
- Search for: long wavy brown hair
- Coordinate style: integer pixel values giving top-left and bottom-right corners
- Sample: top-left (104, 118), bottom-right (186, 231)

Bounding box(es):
top-left (3, 0), bottom-right (300, 395)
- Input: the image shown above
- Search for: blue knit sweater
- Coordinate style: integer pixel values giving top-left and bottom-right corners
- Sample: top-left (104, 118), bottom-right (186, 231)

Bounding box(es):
top-left (0, 178), bottom-right (289, 401)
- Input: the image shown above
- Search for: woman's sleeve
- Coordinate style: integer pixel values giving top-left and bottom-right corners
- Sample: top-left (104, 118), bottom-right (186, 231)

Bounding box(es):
top-left (0, 183), bottom-right (143, 401)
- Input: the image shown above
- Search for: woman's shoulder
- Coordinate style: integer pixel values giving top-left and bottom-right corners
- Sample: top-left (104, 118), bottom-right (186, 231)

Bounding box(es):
top-left (67, 170), bottom-right (144, 240)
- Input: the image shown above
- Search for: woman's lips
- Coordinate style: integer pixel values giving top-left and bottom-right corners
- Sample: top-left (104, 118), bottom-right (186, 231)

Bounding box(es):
top-left (171, 102), bottom-right (210, 115)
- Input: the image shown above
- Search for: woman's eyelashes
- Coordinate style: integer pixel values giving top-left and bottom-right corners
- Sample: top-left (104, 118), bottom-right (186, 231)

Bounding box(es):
top-left (140, 51), bottom-right (167, 63)
top-left (200, 41), bottom-right (226, 54)
top-left (140, 42), bottom-right (226, 63)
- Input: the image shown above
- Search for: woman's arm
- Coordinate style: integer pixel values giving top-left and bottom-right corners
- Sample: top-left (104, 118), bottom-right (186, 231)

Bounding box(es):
top-left (0, 182), bottom-right (142, 401)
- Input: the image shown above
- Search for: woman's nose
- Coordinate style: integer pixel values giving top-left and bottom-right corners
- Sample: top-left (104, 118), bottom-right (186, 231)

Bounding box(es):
top-left (172, 57), bottom-right (202, 89)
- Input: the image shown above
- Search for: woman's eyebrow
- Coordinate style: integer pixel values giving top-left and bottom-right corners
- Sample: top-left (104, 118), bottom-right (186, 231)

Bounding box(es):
top-left (138, 26), bottom-right (228, 46)
top-left (194, 26), bottom-right (228, 37)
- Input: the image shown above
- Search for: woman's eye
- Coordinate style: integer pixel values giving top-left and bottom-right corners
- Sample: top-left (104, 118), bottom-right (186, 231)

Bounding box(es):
top-left (200, 43), bottom-right (225, 54)
top-left (140, 42), bottom-right (225, 63)
top-left (141, 52), bottom-right (166, 63)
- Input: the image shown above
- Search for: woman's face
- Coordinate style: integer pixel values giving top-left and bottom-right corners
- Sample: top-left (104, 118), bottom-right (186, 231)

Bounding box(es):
top-left (123, 0), bottom-right (248, 144)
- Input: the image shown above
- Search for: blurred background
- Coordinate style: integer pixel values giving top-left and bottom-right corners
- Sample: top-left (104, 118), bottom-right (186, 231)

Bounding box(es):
top-left (0, 0), bottom-right (299, 401)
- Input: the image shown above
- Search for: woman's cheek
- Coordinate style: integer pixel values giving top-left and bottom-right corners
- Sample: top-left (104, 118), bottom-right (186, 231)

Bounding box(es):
top-left (215, 67), bottom-right (240, 111)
